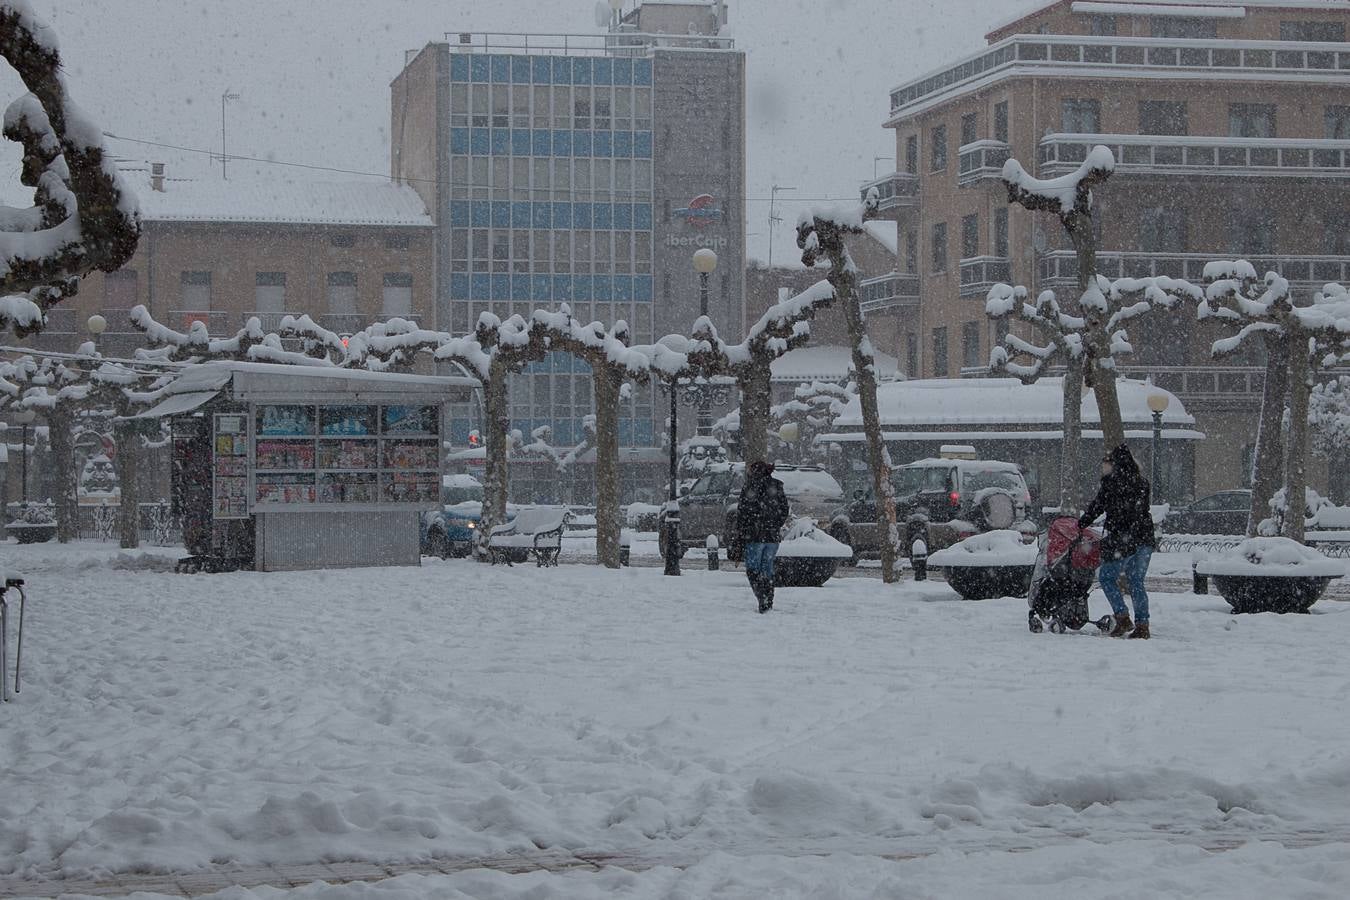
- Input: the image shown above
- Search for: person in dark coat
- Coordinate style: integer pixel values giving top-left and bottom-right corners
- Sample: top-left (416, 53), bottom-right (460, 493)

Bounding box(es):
top-left (737, 460), bottom-right (791, 613)
top-left (1080, 444), bottom-right (1156, 639)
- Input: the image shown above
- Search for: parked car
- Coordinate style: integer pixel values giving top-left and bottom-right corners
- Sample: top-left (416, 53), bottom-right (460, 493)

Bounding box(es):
top-left (421, 474), bottom-right (485, 558)
top-left (1162, 490), bottom-right (1251, 535)
top-left (829, 458), bottom-right (1034, 564)
top-left (666, 463), bottom-right (845, 560)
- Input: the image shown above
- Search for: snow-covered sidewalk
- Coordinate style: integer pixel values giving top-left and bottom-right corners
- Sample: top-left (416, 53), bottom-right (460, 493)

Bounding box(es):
top-left (2, 542), bottom-right (1349, 898)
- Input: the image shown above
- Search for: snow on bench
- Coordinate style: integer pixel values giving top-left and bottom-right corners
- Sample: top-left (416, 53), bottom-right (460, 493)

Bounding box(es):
top-left (487, 508), bottom-right (572, 567)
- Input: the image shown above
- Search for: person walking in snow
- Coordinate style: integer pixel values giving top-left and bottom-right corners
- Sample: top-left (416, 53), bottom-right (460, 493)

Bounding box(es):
top-left (737, 460), bottom-right (791, 613)
top-left (1079, 444), bottom-right (1157, 639)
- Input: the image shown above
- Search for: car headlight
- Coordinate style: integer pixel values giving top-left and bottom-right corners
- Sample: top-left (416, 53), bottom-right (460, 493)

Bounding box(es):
top-left (466, 521), bottom-right (476, 529)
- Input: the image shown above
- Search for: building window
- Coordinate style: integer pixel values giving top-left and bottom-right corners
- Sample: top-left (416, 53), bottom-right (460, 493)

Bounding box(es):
top-left (931, 222), bottom-right (948, 273)
top-left (1326, 106), bottom-right (1350, 140)
top-left (993, 208), bottom-right (1009, 258)
top-left (1061, 98), bottom-right (1100, 133)
top-left (905, 134), bottom-right (919, 174)
top-left (930, 124), bottom-right (947, 172)
top-left (961, 213), bottom-right (979, 259)
top-left (384, 233), bottom-right (411, 251)
top-left (931, 327), bottom-right (949, 378)
top-left (329, 232), bottom-right (355, 248)
top-left (254, 272), bottom-right (286, 313)
top-left (1150, 17), bottom-right (1216, 39)
top-left (1139, 100), bottom-right (1188, 136)
top-left (960, 112), bottom-right (977, 147)
top-left (103, 269), bottom-right (138, 310)
top-left (327, 271), bottom-right (357, 316)
top-left (1139, 206), bottom-right (1188, 253)
top-left (382, 273), bottom-right (413, 317)
top-left (962, 321), bottom-right (981, 371)
top-left (1323, 212), bottom-right (1350, 256)
top-left (1228, 208), bottom-right (1276, 255)
top-left (180, 270), bottom-right (211, 309)
top-left (1281, 20), bottom-right (1345, 42)
top-left (1229, 104), bottom-right (1276, 138)
top-left (904, 231), bottom-right (918, 274)
top-left (1088, 14), bottom-right (1117, 36)
top-left (994, 101), bottom-right (1008, 143)
top-left (906, 332), bottom-right (919, 379)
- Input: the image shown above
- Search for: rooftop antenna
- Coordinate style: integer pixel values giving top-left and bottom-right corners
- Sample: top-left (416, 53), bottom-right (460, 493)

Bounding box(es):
top-left (766, 184), bottom-right (796, 270)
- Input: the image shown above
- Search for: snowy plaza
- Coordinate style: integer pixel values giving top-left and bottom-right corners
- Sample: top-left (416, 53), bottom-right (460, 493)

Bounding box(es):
top-left (1, 542), bottom-right (1349, 898)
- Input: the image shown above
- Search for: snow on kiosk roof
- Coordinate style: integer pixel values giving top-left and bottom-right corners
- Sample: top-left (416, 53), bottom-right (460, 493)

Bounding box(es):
top-left (136, 178), bottom-right (434, 228)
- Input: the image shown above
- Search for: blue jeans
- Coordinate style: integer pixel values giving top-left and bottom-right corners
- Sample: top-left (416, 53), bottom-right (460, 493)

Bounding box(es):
top-left (1098, 546), bottom-right (1152, 623)
top-left (744, 542), bottom-right (779, 580)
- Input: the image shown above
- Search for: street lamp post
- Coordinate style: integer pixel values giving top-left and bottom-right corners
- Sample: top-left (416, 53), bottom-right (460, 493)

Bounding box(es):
top-left (12, 409), bottom-right (34, 504)
top-left (692, 248), bottom-right (718, 436)
top-left (1147, 392), bottom-right (1169, 499)
top-left (86, 313), bottom-right (107, 349)
top-left (663, 380), bottom-right (680, 576)
top-left (221, 89), bottom-right (241, 180)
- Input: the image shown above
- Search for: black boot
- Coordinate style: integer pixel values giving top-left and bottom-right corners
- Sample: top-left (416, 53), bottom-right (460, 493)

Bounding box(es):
top-left (763, 579), bottom-right (774, 611)
top-left (749, 573), bottom-right (767, 612)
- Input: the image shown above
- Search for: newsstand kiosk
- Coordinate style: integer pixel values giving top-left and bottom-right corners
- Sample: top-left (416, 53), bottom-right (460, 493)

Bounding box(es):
top-left (132, 362), bottom-right (475, 572)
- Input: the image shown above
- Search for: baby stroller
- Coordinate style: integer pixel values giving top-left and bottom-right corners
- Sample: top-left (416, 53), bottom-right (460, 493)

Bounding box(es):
top-left (1027, 517), bottom-right (1113, 634)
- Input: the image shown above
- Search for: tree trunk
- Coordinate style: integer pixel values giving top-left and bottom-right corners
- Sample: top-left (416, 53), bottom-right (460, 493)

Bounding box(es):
top-left (48, 409), bottom-right (78, 543)
top-left (1248, 335), bottom-right (1289, 537)
top-left (592, 367), bottom-right (622, 569)
top-left (1060, 356), bottom-right (1085, 514)
top-left (114, 418), bottom-right (140, 549)
top-left (1284, 333), bottom-right (1310, 544)
top-left (739, 364), bottom-right (772, 466)
top-left (480, 361), bottom-right (511, 550)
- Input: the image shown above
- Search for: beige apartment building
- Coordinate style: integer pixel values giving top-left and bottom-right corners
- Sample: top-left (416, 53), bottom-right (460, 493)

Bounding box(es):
top-left (29, 165), bottom-right (436, 360)
top-left (861, 0), bottom-right (1349, 496)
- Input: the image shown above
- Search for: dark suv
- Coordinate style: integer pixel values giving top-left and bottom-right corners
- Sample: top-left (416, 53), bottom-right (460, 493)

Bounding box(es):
top-left (828, 458), bottom-right (1034, 562)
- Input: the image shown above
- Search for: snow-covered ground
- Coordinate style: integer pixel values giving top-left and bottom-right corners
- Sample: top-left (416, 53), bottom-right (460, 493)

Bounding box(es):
top-left (3, 541), bottom-right (1350, 898)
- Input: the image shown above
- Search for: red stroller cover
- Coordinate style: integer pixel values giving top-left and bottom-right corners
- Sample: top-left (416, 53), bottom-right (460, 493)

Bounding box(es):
top-left (1047, 516), bottom-right (1102, 572)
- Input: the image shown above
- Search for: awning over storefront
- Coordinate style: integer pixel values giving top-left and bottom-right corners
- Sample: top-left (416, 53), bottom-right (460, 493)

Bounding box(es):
top-left (122, 390), bottom-right (221, 420)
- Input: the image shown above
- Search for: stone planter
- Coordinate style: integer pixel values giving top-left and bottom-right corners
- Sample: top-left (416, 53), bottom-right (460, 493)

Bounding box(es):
top-left (1196, 537), bottom-right (1343, 614)
top-left (929, 530), bottom-right (1039, 601)
top-left (943, 564), bottom-right (1036, 601)
top-left (773, 556), bottom-right (840, 588)
top-left (7, 523), bottom-right (56, 544)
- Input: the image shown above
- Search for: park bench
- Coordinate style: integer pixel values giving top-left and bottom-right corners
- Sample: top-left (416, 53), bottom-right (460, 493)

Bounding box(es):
top-left (487, 507), bottom-right (572, 567)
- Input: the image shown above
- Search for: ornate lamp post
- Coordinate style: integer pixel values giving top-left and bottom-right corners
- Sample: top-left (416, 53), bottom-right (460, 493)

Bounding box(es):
top-left (1147, 391), bottom-right (1169, 499)
top-left (11, 409), bottom-right (34, 503)
top-left (692, 248), bottom-right (718, 436)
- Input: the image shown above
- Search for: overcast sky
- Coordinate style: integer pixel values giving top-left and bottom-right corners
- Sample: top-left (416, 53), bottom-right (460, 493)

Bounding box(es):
top-left (15, 0), bottom-right (1039, 264)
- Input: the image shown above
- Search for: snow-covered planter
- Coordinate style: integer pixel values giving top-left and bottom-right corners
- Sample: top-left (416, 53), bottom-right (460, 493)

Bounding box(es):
top-left (1195, 537), bottom-right (1344, 614)
top-left (929, 529), bottom-right (1038, 601)
top-left (774, 518), bottom-right (852, 587)
top-left (6, 500), bottom-right (56, 543)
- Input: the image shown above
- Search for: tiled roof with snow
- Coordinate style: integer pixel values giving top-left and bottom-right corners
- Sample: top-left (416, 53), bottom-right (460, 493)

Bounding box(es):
top-left (770, 344), bottom-right (899, 383)
top-left (138, 177), bottom-right (434, 227)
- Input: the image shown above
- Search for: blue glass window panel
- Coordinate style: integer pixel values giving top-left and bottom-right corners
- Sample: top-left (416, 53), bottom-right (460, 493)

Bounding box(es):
top-left (634, 204), bottom-right (652, 230)
top-left (470, 55), bottom-right (490, 82)
top-left (594, 203), bottom-right (613, 230)
top-left (531, 202), bottom-right (550, 229)
top-left (512, 55), bottom-right (531, 83)
top-left (573, 203), bottom-right (592, 228)
top-left (471, 273), bottom-right (490, 299)
top-left (451, 419), bottom-right (471, 444)
top-left (512, 201), bottom-right (531, 227)
top-left (552, 130), bottom-right (571, 157)
top-left (613, 275), bottom-right (633, 302)
top-left (533, 56), bottom-right (551, 83)
top-left (593, 57), bottom-right (612, 84)
top-left (554, 420), bottom-right (574, 445)
top-left (593, 131), bottom-right (612, 158)
top-left (618, 419), bottom-right (633, 445)
top-left (450, 273), bottom-right (470, 298)
top-left (573, 274), bottom-right (592, 301)
top-left (491, 273), bottom-right (510, 300)
top-left (491, 201), bottom-right (510, 227)
top-left (614, 203), bottom-right (632, 230)
top-left (471, 128), bottom-right (490, 155)
top-left (573, 130), bottom-right (592, 157)
top-left (470, 200), bottom-right (490, 227)
top-left (532, 129), bottom-right (550, 156)
top-left (634, 58), bottom-right (652, 86)
top-left (491, 129), bottom-right (509, 155)
top-left (532, 274), bottom-right (551, 302)
top-left (634, 275), bottom-right (653, 302)
top-left (450, 54), bottom-right (470, 82)
top-left (554, 274), bottom-right (573, 301)
top-left (552, 57), bottom-right (571, 84)
top-left (593, 274), bottom-right (613, 300)
top-left (450, 127), bottom-right (470, 155)
top-left (552, 202), bottom-right (572, 228)
top-left (613, 131), bottom-right (632, 158)
top-left (636, 419), bottom-right (653, 446)
top-left (572, 57), bottom-right (591, 84)
top-left (634, 131), bottom-right (652, 158)
top-left (511, 274), bottom-right (530, 301)
top-left (613, 58), bottom-right (632, 84)
top-left (575, 357), bottom-right (592, 374)
top-left (511, 128), bottom-right (531, 156)
top-left (490, 55), bottom-right (509, 82)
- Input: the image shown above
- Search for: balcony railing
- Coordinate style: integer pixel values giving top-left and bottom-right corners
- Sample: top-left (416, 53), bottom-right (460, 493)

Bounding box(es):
top-left (888, 34), bottom-right (1349, 121)
top-left (1039, 133), bottom-right (1350, 179)
top-left (170, 310), bottom-right (230, 334)
top-left (859, 271), bottom-right (920, 314)
top-left (859, 171), bottom-right (919, 215)
top-left (444, 30), bottom-right (734, 58)
top-left (959, 256), bottom-right (1011, 296)
top-left (39, 307), bottom-right (76, 334)
top-left (957, 140), bottom-right (1010, 186)
top-left (1037, 251), bottom-right (1350, 292)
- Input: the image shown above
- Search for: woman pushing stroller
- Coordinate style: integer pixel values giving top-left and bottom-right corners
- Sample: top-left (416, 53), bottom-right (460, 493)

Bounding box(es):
top-left (1079, 444), bottom-right (1156, 640)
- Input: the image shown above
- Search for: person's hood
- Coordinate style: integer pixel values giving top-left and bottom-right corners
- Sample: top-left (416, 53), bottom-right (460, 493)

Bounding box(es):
top-left (1109, 444), bottom-right (1141, 479)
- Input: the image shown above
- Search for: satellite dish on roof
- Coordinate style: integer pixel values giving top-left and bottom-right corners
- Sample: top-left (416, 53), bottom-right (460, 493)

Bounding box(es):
top-left (594, 1), bottom-right (611, 28)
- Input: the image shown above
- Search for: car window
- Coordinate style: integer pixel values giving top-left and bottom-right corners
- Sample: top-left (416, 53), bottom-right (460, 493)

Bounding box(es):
top-left (893, 467), bottom-right (952, 496)
top-left (1218, 493), bottom-right (1251, 511)
top-left (442, 485), bottom-right (484, 505)
top-left (1191, 494), bottom-right (1225, 512)
top-left (960, 468), bottom-right (1025, 495)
